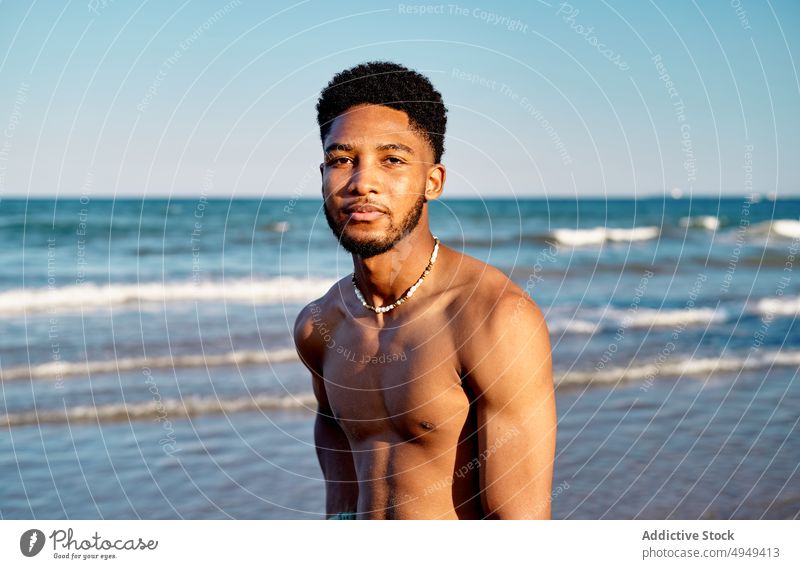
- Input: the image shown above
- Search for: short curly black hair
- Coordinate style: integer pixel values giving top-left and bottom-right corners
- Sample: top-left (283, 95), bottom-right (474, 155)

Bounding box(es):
top-left (316, 61), bottom-right (448, 163)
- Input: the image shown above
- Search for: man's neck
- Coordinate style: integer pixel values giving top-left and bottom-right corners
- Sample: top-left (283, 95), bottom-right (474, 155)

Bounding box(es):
top-left (351, 228), bottom-right (437, 307)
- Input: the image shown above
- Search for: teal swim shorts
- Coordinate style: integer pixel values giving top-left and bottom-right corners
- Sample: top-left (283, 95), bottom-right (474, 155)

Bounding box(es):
top-left (329, 512), bottom-right (357, 520)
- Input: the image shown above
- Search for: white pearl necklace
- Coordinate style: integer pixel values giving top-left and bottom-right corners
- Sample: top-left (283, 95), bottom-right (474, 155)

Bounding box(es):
top-left (351, 236), bottom-right (440, 314)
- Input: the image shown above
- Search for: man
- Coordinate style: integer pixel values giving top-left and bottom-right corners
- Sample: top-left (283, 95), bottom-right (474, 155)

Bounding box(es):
top-left (293, 61), bottom-right (556, 519)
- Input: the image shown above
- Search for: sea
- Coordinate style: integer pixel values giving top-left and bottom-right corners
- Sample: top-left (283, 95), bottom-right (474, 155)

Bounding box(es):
top-left (1, 196), bottom-right (798, 519)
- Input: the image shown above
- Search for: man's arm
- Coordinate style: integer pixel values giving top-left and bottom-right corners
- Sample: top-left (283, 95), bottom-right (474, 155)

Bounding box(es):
top-left (463, 291), bottom-right (557, 519)
top-left (293, 304), bottom-right (359, 518)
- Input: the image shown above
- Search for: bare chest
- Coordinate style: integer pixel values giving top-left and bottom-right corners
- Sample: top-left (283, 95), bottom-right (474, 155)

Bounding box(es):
top-left (320, 315), bottom-right (469, 441)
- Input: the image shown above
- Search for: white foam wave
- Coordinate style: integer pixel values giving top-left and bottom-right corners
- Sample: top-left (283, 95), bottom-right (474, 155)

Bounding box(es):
top-left (0, 392), bottom-right (317, 427)
top-left (552, 306), bottom-right (727, 335)
top-left (614, 307), bottom-right (727, 328)
top-left (754, 296), bottom-right (800, 316)
top-left (749, 219), bottom-right (800, 239)
top-left (0, 277), bottom-right (334, 315)
top-left (6, 349), bottom-right (800, 425)
top-left (551, 226), bottom-right (659, 246)
top-left (556, 349), bottom-right (800, 387)
top-left (0, 349), bottom-right (300, 382)
top-left (548, 319), bottom-right (599, 335)
top-left (772, 219), bottom-right (800, 238)
top-left (680, 215), bottom-right (720, 230)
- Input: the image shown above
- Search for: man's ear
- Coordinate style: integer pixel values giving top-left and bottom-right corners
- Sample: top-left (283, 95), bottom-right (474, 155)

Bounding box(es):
top-left (319, 163), bottom-right (324, 176)
top-left (424, 163), bottom-right (446, 201)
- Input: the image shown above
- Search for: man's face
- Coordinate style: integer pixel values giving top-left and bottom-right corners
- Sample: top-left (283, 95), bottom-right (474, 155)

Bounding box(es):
top-left (320, 104), bottom-right (435, 258)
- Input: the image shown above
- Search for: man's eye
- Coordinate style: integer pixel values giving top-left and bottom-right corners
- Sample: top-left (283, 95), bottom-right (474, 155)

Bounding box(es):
top-left (327, 156), bottom-right (351, 166)
top-left (385, 157), bottom-right (404, 165)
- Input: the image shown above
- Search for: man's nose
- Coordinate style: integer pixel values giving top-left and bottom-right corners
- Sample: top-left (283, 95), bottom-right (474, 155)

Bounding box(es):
top-left (347, 162), bottom-right (379, 195)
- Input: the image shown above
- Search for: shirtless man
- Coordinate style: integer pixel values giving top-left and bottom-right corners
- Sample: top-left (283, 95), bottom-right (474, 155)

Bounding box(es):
top-left (293, 61), bottom-right (556, 519)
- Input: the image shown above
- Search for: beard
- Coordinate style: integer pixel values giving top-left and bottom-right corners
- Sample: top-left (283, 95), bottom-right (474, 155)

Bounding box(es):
top-left (323, 189), bottom-right (425, 259)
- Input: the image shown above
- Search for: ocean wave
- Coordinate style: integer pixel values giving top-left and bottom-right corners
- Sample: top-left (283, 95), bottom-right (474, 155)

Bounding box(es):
top-left (0, 349), bottom-right (300, 382)
top-left (5, 349), bottom-right (799, 425)
top-left (754, 296), bottom-right (800, 316)
top-left (0, 393), bottom-right (317, 427)
top-left (680, 215), bottom-right (721, 230)
top-left (748, 219), bottom-right (800, 239)
top-left (548, 319), bottom-right (599, 334)
top-left (606, 306), bottom-right (728, 328)
top-left (557, 291), bottom-right (800, 335)
top-left (0, 277), bottom-right (334, 315)
top-left (550, 306), bottom-right (728, 335)
top-left (556, 349), bottom-right (800, 387)
top-left (551, 226), bottom-right (659, 246)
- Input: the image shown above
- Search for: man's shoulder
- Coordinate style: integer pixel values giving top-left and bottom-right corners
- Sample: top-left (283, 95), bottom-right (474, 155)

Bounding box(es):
top-left (445, 248), bottom-right (538, 320)
top-left (446, 250), bottom-right (549, 371)
top-left (293, 276), bottom-right (350, 366)
top-left (295, 276), bottom-right (350, 326)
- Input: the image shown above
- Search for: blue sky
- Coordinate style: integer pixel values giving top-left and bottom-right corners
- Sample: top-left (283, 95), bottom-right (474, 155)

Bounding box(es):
top-left (0, 0), bottom-right (798, 198)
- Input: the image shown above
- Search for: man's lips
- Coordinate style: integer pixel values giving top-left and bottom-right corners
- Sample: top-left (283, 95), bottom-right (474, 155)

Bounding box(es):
top-left (344, 203), bottom-right (387, 222)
